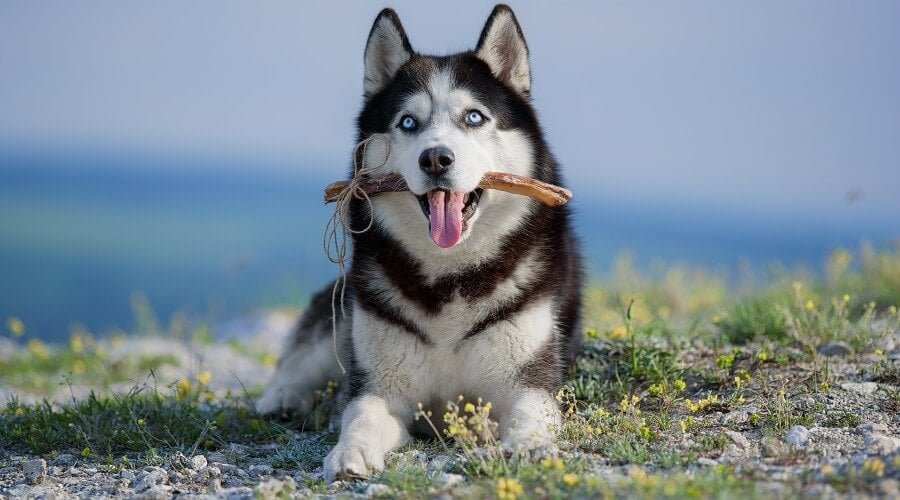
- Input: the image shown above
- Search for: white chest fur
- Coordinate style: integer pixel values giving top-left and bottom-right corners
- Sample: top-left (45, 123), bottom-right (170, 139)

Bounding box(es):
top-left (351, 294), bottom-right (555, 418)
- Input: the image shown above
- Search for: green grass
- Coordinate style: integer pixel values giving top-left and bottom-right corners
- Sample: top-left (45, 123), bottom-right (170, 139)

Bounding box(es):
top-left (0, 341), bottom-right (178, 393)
top-left (0, 387), bottom-right (292, 456)
top-left (568, 325), bottom-right (687, 406)
top-left (372, 462), bottom-right (440, 494)
top-left (718, 295), bottom-right (788, 344)
top-left (822, 412), bottom-right (862, 428)
top-left (270, 434), bottom-right (334, 471)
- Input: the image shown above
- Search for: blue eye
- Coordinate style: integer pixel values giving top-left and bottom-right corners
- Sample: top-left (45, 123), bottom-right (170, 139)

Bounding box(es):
top-left (465, 110), bottom-right (485, 126)
top-left (399, 115), bottom-right (418, 131)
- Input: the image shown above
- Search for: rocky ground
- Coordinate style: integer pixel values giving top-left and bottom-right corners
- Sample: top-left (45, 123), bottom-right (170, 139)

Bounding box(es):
top-left (1, 307), bottom-right (899, 498)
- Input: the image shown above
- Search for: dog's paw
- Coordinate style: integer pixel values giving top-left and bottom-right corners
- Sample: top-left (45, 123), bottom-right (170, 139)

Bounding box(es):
top-left (255, 384), bottom-right (311, 416)
top-left (501, 430), bottom-right (557, 456)
top-left (323, 439), bottom-right (387, 481)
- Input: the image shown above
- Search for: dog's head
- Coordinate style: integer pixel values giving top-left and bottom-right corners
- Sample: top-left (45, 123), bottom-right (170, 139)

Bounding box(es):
top-left (356, 5), bottom-right (546, 252)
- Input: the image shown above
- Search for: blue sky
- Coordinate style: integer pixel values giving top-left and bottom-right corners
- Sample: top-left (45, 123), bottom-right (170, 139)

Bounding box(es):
top-left (1, 1), bottom-right (898, 228)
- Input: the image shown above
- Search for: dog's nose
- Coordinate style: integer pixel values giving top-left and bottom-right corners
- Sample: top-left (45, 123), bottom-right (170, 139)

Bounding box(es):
top-left (418, 147), bottom-right (455, 177)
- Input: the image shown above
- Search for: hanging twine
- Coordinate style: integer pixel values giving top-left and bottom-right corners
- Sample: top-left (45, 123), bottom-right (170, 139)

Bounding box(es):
top-left (322, 134), bottom-right (391, 373)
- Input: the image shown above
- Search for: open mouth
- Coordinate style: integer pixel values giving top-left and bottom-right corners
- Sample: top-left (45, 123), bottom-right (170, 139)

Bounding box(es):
top-left (416, 188), bottom-right (483, 248)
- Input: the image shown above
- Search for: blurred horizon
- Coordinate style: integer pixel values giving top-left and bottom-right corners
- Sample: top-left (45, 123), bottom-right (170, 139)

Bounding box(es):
top-left (1, 1), bottom-right (898, 339)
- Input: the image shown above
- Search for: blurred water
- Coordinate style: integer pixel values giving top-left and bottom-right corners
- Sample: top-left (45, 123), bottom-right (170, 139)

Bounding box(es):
top-left (0, 155), bottom-right (895, 341)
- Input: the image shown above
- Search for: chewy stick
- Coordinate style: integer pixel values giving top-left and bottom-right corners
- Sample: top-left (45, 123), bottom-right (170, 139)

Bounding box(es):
top-left (324, 172), bottom-right (572, 207)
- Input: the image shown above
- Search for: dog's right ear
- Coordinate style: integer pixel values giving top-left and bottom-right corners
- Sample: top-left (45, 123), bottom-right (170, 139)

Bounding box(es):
top-left (363, 8), bottom-right (413, 99)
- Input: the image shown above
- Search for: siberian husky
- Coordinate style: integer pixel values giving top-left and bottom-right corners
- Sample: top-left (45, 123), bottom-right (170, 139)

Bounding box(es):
top-left (258, 4), bottom-right (583, 479)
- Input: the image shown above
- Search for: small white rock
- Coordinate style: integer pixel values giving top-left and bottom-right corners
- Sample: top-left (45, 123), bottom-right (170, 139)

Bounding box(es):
top-left (723, 430), bottom-right (752, 450)
top-left (364, 483), bottom-right (392, 497)
top-left (865, 434), bottom-right (900, 455)
top-left (50, 453), bottom-right (76, 467)
top-left (134, 467), bottom-right (168, 492)
top-left (785, 425), bottom-right (810, 447)
top-left (190, 455), bottom-right (208, 471)
top-left (248, 464), bottom-right (273, 477)
top-left (196, 465), bottom-right (222, 484)
top-left (840, 382), bottom-right (878, 396)
top-left (217, 486), bottom-right (254, 500)
top-left (438, 472), bottom-right (465, 487)
top-left (23, 458), bottom-right (46, 485)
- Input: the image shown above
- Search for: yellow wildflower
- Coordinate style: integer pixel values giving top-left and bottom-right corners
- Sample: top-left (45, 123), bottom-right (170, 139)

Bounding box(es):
top-left (686, 394), bottom-right (718, 413)
top-left (562, 473), bottom-right (580, 486)
top-left (805, 300), bottom-right (815, 311)
top-left (757, 351), bottom-right (769, 361)
top-left (711, 314), bottom-right (721, 326)
top-left (137, 418), bottom-right (146, 426)
top-left (863, 457), bottom-right (885, 477)
top-left (609, 324), bottom-right (628, 340)
top-left (464, 402), bottom-right (476, 414)
top-left (628, 467), bottom-right (659, 487)
top-left (657, 305), bottom-right (670, 320)
top-left (72, 359), bottom-right (86, 374)
top-left (175, 378), bottom-right (191, 399)
top-left (496, 477), bottom-right (523, 500)
top-left (15, 407), bottom-right (25, 416)
top-left (6, 317), bottom-right (25, 337)
top-left (889, 305), bottom-right (897, 316)
top-left (842, 294), bottom-right (850, 303)
top-left (585, 327), bottom-right (598, 339)
top-left (27, 339), bottom-right (49, 359)
top-left (197, 370), bottom-right (212, 386)
top-left (261, 354), bottom-right (277, 367)
top-left (70, 335), bottom-right (84, 354)
top-left (679, 420), bottom-right (687, 434)
top-left (673, 379), bottom-right (686, 392)
top-left (541, 456), bottom-right (564, 471)
top-left (619, 394), bottom-right (641, 414)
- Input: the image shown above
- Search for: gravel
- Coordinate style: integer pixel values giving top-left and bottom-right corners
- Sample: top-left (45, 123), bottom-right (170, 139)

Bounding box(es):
top-left (840, 382), bottom-right (879, 396)
top-left (784, 425), bottom-right (811, 447)
top-left (22, 459), bottom-right (46, 485)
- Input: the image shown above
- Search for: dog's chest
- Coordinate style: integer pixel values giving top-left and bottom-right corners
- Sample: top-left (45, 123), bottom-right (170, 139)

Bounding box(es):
top-left (351, 291), bottom-right (555, 406)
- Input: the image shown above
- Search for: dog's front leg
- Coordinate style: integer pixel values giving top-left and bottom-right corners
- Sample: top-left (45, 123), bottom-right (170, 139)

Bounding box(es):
top-left (500, 388), bottom-right (561, 452)
top-left (324, 393), bottom-right (410, 480)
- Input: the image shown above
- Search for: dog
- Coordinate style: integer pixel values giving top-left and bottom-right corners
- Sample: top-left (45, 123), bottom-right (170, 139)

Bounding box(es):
top-left (258, 4), bottom-right (583, 480)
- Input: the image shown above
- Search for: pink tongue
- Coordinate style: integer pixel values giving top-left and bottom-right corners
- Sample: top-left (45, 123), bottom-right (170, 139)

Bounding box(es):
top-left (427, 190), bottom-right (465, 248)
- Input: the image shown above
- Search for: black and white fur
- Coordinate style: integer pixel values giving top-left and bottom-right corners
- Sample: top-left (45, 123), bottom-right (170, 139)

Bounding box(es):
top-left (258, 5), bottom-right (582, 480)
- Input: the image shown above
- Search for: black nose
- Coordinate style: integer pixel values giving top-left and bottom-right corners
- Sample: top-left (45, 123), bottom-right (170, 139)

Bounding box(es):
top-left (418, 147), bottom-right (455, 176)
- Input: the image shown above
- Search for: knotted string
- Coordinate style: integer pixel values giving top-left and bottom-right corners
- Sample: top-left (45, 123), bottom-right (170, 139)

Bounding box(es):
top-left (322, 134), bottom-right (391, 373)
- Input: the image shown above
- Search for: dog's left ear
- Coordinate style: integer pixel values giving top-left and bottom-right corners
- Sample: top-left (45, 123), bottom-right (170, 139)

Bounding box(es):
top-left (476, 5), bottom-right (531, 96)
